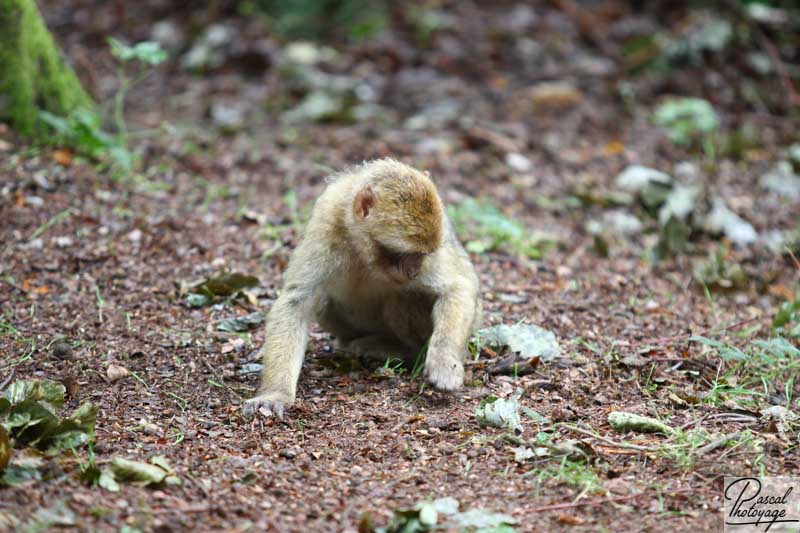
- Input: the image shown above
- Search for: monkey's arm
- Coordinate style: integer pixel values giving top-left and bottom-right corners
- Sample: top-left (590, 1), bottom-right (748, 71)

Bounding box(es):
top-left (243, 236), bottom-right (334, 417)
top-left (424, 264), bottom-right (480, 390)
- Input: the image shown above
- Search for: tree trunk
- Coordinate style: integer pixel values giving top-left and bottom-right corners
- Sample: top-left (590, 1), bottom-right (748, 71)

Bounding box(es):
top-left (0, 0), bottom-right (95, 138)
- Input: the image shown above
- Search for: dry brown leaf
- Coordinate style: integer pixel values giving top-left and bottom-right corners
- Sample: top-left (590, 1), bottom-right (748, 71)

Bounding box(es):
top-left (557, 514), bottom-right (586, 525)
top-left (107, 363), bottom-right (131, 382)
top-left (53, 149), bottom-right (74, 166)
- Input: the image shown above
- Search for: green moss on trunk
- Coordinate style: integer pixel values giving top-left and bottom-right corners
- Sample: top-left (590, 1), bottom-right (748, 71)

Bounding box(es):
top-left (0, 0), bottom-right (95, 137)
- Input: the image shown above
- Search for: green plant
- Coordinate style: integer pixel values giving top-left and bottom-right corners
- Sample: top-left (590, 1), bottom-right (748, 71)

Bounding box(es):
top-left (448, 198), bottom-right (553, 259)
top-left (774, 290), bottom-right (800, 338)
top-left (382, 357), bottom-right (405, 375)
top-left (39, 39), bottom-right (167, 175)
top-left (39, 108), bottom-right (132, 171)
top-left (535, 457), bottom-right (604, 496)
top-left (1, 379), bottom-right (98, 486)
top-left (654, 98), bottom-right (719, 149)
top-left (248, 0), bottom-right (387, 41)
top-left (692, 336), bottom-right (800, 408)
top-left (692, 245), bottom-right (747, 291)
top-left (108, 38), bottom-right (167, 144)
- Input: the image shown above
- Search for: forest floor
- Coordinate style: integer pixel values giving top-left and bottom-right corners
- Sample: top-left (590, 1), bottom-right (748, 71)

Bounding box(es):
top-left (2, 1), bottom-right (799, 532)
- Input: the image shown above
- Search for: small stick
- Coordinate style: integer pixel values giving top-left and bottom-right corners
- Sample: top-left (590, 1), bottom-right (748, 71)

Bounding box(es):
top-left (562, 424), bottom-right (655, 452)
top-left (697, 432), bottom-right (741, 456)
top-left (0, 368), bottom-right (15, 392)
top-left (527, 486), bottom-right (710, 513)
top-left (786, 247), bottom-right (800, 272)
top-left (633, 317), bottom-right (760, 347)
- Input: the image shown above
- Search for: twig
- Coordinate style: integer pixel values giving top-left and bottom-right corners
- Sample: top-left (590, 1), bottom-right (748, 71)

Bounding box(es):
top-left (633, 317), bottom-right (761, 347)
top-left (786, 247), bottom-right (800, 272)
top-left (0, 368), bottom-right (15, 392)
top-left (696, 432), bottom-right (740, 456)
top-left (562, 424), bottom-right (655, 452)
top-left (756, 27), bottom-right (800, 107)
top-left (203, 357), bottom-right (243, 400)
top-left (527, 486), bottom-right (710, 513)
top-left (675, 413), bottom-right (712, 434)
top-left (720, 0), bottom-right (800, 108)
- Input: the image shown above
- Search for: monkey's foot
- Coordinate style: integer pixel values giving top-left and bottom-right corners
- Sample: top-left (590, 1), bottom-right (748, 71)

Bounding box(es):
top-left (424, 357), bottom-right (464, 391)
top-left (242, 392), bottom-right (293, 418)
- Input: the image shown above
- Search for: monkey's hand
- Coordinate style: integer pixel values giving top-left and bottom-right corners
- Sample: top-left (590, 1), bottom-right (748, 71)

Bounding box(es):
top-left (424, 348), bottom-right (465, 391)
top-left (242, 391), bottom-right (293, 418)
top-left (424, 283), bottom-right (479, 391)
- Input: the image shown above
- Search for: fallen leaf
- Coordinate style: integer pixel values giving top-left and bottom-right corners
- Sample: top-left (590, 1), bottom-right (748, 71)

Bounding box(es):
top-left (52, 149), bottom-right (74, 166)
top-left (608, 412), bottom-right (672, 434)
top-left (475, 389), bottom-right (523, 433)
top-left (217, 312), bottom-right (265, 332)
top-left (475, 323), bottom-right (561, 362)
top-left (107, 364), bottom-right (131, 382)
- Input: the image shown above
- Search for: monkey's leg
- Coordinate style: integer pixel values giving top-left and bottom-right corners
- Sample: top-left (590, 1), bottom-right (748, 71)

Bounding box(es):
top-left (425, 288), bottom-right (479, 390)
top-left (243, 295), bottom-right (311, 418)
top-left (243, 238), bottom-right (335, 418)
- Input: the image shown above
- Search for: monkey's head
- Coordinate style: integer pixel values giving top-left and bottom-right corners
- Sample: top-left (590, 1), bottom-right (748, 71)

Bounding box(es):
top-left (350, 159), bottom-right (444, 284)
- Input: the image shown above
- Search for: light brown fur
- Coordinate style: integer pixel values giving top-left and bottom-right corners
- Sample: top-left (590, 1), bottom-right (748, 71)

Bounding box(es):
top-left (244, 158), bottom-right (481, 417)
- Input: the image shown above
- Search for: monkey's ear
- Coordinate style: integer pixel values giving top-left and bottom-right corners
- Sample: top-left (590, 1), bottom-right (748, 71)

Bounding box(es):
top-left (354, 185), bottom-right (376, 219)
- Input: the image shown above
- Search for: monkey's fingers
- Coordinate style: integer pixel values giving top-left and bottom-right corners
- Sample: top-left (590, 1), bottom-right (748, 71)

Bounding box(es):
top-left (424, 355), bottom-right (465, 391)
top-left (242, 394), bottom-right (289, 418)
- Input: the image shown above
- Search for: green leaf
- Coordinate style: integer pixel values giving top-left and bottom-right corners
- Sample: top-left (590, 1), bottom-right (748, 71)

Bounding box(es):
top-left (773, 298), bottom-right (800, 336)
top-left (110, 456), bottom-right (180, 487)
top-left (5, 400), bottom-right (61, 447)
top-left (690, 336), bottom-right (749, 361)
top-left (1, 464), bottom-right (41, 486)
top-left (448, 198), bottom-right (554, 259)
top-left (449, 508), bottom-right (516, 530)
top-left (44, 402), bottom-right (98, 454)
top-left (216, 312), bottom-right (265, 332)
top-left (98, 470), bottom-right (120, 491)
top-left (185, 293), bottom-right (211, 308)
top-left (608, 411), bottom-right (673, 434)
top-left (109, 38), bottom-right (168, 65)
top-left (3, 379), bottom-right (65, 413)
top-left (29, 501), bottom-right (77, 529)
top-left (474, 324), bottom-right (561, 362)
top-left (754, 338), bottom-right (800, 359)
top-left (192, 272), bottom-right (260, 299)
top-left (475, 390), bottom-right (523, 433)
top-left (417, 502), bottom-right (438, 526)
top-left (654, 98), bottom-right (719, 146)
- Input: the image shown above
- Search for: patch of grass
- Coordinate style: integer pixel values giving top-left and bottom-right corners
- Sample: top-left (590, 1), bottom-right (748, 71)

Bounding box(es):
top-left (411, 344), bottom-right (427, 380)
top-left (93, 285), bottom-right (106, 323)
top-left (40, 39), bottom-right (167, 178)
top-left (248, 0), bottom-right (388, 41)
top-left (693, 336), bottom-right (800, 408)
top-left (0, 318), bottom-right (36, 370)
top-left (30, 208), bottom-right (72, 240)
top-left (448, 198), bottom-right (554, 260)
top-left (774, 289), bottom-right (800, 338)
top-left (660, 428), bottom-right (761, 469)
top-left (382, 357), bottom-right (405, 375)
top-left (534, 457), bottom-right (605, 496)
top-left (659, 427), bottom-right (713, 468)
top-left (693, 245), bottom-right (747, 291)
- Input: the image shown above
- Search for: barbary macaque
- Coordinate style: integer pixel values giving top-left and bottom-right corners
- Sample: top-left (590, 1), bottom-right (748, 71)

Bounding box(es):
top-left (244, 159), bottom-right (481, 417)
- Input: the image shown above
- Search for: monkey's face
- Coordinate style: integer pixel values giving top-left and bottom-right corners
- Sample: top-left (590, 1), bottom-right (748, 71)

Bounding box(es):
top-left (375, 243), bottom-right (426, 284)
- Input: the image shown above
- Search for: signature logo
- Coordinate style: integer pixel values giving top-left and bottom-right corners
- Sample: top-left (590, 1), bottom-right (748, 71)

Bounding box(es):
top-left (724, 477), bottom-right (800, 532)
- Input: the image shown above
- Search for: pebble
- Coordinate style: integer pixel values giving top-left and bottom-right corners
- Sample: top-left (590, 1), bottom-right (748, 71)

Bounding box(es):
top-left (279, 448), bottom-right (297, 459)
top-left (52, 341), bottom-right (74, 359)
